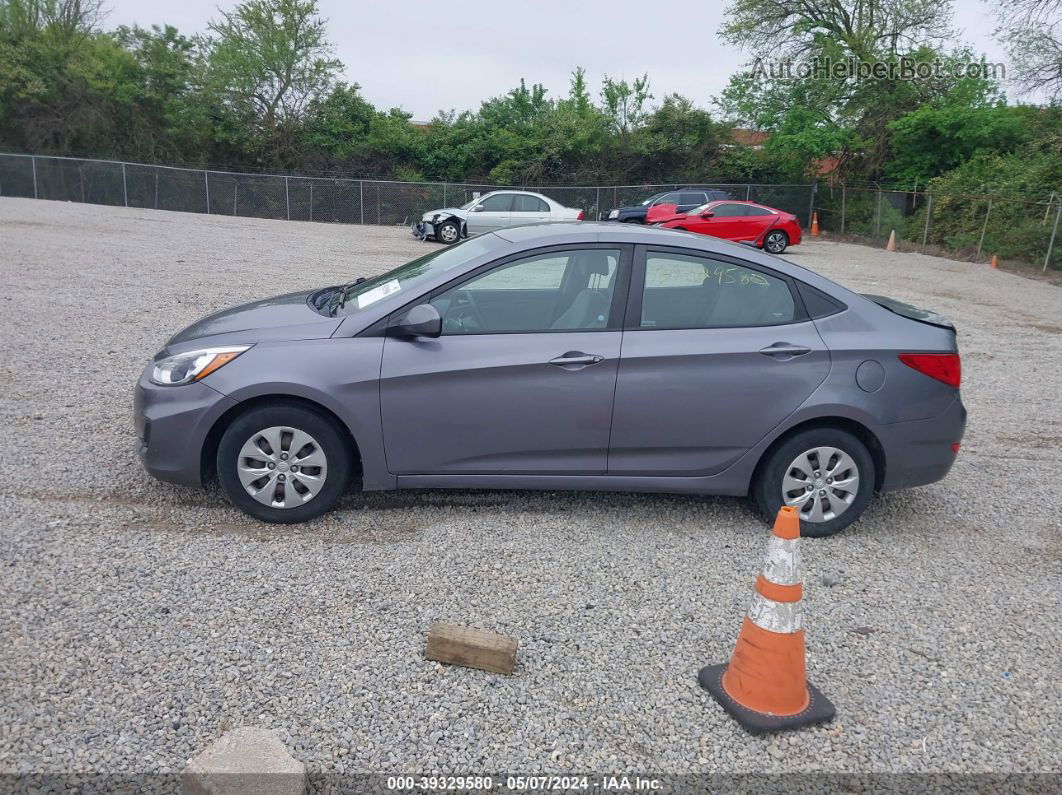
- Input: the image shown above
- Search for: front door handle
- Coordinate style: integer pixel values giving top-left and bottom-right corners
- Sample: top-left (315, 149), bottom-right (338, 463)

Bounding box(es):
top-left (549, 351), bottom-right (604, 367)
top-left (759, 343), bottom-right (812, 358)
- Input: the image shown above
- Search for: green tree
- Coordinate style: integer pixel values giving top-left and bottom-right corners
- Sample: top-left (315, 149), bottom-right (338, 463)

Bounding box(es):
top-left (0, 0), bottom-right (140, 154)
top-left (205, 0), bottom-right (341, 162)
top-left (600, 73), bottom-right (652, 136)
top-left (883, 103), bottom-right (1031, 186)
top-left (720, 0), bottom-right (954, 61)
top-left (113, 25), bottom-right (210, 161)
top-left (989, 0), bottom-right (1062, 101)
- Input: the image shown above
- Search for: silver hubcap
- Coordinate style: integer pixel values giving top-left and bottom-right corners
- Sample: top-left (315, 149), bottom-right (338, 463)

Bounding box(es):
top-left (440, 224), bottom-right (458, 242)
top-left (782, 446), bottom-right (860, 523)
top-left (766, 233), bottom-right (785, 252)
top-left (237, 426), bottom-right (328, 509)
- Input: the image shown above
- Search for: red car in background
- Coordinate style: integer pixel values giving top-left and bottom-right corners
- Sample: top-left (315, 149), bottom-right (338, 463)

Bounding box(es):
top-left (649, 200), bottom-right (803, 254)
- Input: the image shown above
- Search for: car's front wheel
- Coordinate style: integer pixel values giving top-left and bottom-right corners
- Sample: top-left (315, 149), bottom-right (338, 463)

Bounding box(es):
top-left (436, 219), bottom-right (460, 244)
top-left (763, 229), bottom-right (789, 254)
top-left (217, 402), bottom-right (354, 523)
top-left (752, 427), bottom-right (875, 537)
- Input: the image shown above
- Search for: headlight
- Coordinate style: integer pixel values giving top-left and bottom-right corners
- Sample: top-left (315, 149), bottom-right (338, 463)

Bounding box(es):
top-left (150, 345), bottom-right (251, 386)
top-left (608, 209), bottom-right (619, 219)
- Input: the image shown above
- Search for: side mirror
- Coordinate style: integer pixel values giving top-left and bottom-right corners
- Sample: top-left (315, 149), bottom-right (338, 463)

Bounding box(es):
top-left (701, 211), bottom-right (715, 218)
top-left (471, 205), bottom-right (484, 212)
top-left (390, 304), bottom-right (442, 339)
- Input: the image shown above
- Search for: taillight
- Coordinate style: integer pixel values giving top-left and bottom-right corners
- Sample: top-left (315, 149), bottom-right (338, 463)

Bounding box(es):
top-left (577, 210), bottom-right (585, 221)
top-left (899, 353), bottom-right (961, 387)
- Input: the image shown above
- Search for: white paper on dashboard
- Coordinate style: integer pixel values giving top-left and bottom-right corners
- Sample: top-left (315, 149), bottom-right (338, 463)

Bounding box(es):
top-left (356, 279), bottom-right (401, 308)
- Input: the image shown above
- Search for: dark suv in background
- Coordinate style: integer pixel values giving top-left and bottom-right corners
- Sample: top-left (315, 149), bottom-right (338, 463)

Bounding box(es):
top-left (602, 189), bottom-right (731, 223)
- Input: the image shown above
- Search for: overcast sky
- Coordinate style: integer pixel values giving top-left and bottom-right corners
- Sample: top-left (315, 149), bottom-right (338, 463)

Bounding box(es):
top-left (102, 0), bottom-right (1012, 120)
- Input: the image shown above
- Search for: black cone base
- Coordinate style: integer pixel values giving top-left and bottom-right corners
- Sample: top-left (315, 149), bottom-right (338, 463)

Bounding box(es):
top-left (698, 663), bottom-right (836, 735)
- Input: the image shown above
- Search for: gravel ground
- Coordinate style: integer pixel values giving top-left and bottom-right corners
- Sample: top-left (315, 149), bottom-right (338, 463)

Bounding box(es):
top-left (1, 198), bottom-right (1060, 788)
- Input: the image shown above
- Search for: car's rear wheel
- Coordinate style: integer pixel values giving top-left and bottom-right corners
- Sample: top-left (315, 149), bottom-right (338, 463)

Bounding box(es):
top-left (752, 427), bottom-right (875, 537)
top-left (217, 402), bottom-right (353, 523)
top-left (436, 219), bottom-right (460, 244)
top-left (763, 230), bottom-right (789, 254)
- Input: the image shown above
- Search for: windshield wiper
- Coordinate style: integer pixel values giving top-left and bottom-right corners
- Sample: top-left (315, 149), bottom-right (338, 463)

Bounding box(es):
top-left (330, 277), bottom-right (366, 315)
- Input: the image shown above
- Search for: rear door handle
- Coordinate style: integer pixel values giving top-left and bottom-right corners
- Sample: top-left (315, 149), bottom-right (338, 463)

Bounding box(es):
top-left (759, 343), bottom-right (812, 358)
top-left (549, 352), bottom-right (604, 367)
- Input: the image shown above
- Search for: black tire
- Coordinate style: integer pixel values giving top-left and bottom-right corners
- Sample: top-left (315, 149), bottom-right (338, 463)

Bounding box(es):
top-left (622, 217), bottom-right (644, 224)
top-left (217, 401), bottom-right (354, 523)
top-left (763, 229), bottom-right (789, 254)
top-left (751, 427), bottom-right (875, 538)
top-left (436, 219), bottom-right (460, 244)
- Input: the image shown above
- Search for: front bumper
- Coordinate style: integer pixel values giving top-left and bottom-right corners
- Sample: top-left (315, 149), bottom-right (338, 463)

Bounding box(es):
top-left (134, 367), bottom-right (237, 486)
top-left (877, 394), bottom-right (967, 492)
top-left (411, 220), bottom-right (435, 240)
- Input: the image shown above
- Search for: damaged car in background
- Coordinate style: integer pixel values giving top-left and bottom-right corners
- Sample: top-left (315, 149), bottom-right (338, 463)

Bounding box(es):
top-left (412, 190), bottom-right (584, 244)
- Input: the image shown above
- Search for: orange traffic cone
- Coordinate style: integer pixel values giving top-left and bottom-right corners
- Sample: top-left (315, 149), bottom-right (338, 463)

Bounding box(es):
top-left (886, 230), bottom-right (897, 251)
top-left (810, 212), bottom-right (820, 237)
top-left (990, 255), bottom-right (999, 269)
top-left (698, 506), bottom-right (835, 733)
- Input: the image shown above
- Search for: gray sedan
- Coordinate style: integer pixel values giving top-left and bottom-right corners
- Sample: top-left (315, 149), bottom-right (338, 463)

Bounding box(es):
top-left (134, 224), bottom-right (965, 536)
top-left (412, 190), bottom-right (584, 244)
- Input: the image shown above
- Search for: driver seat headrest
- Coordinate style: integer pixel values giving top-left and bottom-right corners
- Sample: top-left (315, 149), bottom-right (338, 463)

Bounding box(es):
top-left (571, 252), bottom-right (611, 278)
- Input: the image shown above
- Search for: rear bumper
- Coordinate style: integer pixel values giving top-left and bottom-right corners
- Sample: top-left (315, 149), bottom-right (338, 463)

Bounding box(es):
top-left (877, 394), bottom-right (966, 492)
top-left (134, 367), bottom-right (237, 486)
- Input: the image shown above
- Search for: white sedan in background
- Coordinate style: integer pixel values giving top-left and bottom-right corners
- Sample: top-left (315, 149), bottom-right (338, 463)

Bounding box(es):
top-left (412, 190), bottom-right (585, 244)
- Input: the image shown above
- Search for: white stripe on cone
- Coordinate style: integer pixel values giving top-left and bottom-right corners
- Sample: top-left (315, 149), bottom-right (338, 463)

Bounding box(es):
top-left (762, 537), bottom-right (802, 586)
top-left (747, 591), bottom-right (803, 633)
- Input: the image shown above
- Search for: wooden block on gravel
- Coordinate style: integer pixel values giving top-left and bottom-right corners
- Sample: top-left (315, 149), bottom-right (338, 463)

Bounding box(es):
top-left (424, 621), bottom-right (518, 675)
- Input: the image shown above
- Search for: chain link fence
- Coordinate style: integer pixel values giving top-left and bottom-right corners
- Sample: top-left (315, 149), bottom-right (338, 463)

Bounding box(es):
top-left (0, 151), bottom-right (816, 229)
top-left (813, 183), bottom-right (1062, 271)
top-left (3, 152), bottom-right (1057, 270)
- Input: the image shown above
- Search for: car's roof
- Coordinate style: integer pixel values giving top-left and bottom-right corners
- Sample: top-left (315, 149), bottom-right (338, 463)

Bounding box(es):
top-left (482, 189), bottom-right (549, 199)
top-left (494, 221), bottom-right (762, 253)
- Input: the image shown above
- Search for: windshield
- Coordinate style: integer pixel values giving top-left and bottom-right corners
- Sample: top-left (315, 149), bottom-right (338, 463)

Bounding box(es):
top-left (334, 234), bottom-right (506, 316)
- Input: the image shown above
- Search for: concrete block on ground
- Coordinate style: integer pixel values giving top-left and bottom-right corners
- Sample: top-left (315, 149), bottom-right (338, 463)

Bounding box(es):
top-left (183, 727), bottom-right (305, 795)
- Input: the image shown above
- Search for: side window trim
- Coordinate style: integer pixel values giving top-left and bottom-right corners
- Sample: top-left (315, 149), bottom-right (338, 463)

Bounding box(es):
top-left (421, 243), bottom-right (635, 334)
top-left (624, 245), bottom-right (808, 331)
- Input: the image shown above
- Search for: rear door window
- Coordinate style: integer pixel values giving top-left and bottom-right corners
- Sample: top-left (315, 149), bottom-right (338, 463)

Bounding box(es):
top-left (639, 251), bottom-right (797, 329)
top-left (512, 195), bottom-right (549, 212)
